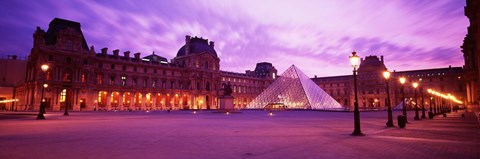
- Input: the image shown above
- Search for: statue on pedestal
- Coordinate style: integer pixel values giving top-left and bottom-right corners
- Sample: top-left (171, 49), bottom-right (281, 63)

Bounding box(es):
top-left (222, 82), bottom-right (232, 96)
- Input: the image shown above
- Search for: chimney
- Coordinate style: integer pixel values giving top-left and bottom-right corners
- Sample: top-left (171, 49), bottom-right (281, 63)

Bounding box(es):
top-left (113, 49), bottom-right (119, 57)
top-left (101, 48), bottom-right (108, 55)
top-left (134, 52), bottom-right (141, 59)
top-left (185, 35), bottom-right (191, 55)
top-left (209, 41), bottom-right (214, 48)
top-left (314, 75), bottom-right (317, 78)
top-left (124, 51), bottom-right (130, 58)
top-left (380, 56), bottom-right (384, 63)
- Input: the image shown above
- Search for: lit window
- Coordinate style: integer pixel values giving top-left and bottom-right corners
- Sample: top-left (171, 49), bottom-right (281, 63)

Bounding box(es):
top-left (46, 71), bottom-right (52, 80)
top-left (63, 72), bottom-right (72, 82)
top-left (60, 89), bottom-right (66, 102)
top-left (81, 73), bottom-right (86, 83)
top-left (121, 76), bottom-right (126, 86)
top-left (97, 74), bottom-right (103, 84)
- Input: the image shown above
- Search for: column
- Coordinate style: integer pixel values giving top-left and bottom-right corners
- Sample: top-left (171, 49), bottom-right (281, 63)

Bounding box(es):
top-left (141, 92), bottom-right (146, 110)
top-left (73, 89), bottom-right (80, 111)
top-left (152, 93), bottom-right (157, 110)
top-left (130, 93), bottom-right (135, 111)
top-left (119, 92), bottom-right (124, 110)
top-left (106, 91), bottom-right (111, 111)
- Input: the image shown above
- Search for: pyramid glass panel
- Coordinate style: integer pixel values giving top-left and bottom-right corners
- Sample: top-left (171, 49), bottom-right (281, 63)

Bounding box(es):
top-left (245, 65), bottom-right (343, 110)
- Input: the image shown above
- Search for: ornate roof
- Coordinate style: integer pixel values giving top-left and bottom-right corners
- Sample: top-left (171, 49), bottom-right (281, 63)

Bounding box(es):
top-left (358, 55), bottom-right (386, 73)
top-left (176, 36), bottom-right (217, 57)
top-left (142, 52), bottom-right (168, 63)
top-left (45, 18), bottom-right (89, 50)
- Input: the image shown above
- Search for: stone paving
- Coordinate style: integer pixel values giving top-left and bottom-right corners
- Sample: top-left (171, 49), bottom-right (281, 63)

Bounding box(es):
top-left (0, 109), bottom-right (479, 159)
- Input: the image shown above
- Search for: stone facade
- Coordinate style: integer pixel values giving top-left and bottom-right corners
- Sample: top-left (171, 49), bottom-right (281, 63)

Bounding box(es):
top-left (313, 55), bottom-right (465, 110)
top-left (462, 0), bottom-right (480, 106)
top-left (0, 55), bottom-right (27, 110)
top-left (14, 18), bottom-right (276, 111)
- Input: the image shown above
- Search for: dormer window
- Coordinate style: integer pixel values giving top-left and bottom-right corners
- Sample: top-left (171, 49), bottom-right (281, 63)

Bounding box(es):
top-left (66, 40), bottom-right (73, 50)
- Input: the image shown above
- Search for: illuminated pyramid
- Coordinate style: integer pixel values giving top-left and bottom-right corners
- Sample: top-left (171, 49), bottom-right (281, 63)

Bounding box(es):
top-left (245, 65), bottom-right (343, 110)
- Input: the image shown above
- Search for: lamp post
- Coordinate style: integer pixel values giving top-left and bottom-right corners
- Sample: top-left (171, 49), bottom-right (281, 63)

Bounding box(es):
top-left (428, 89), bottom-right (434, 119)
top-left (350, 51), bottom-right (363, 136)
top-left (413, 82), bottom-right (420, 120)
top-left (64, 89), bottom-right (69, 116)
top-left (420, 87), bottom-right (426, 119)
top-left (36, 84), bottom-right (48, 119)
top-left (447, 94), bottom-right (452, 113)
top-left (399, 77), bottom-right (407, 123)
top-left (383, 70), bottom-right (394, 127)
top-left (36, 64), bottom-right (49, 120)
top-left (434, 93), bottom-right (438, 114)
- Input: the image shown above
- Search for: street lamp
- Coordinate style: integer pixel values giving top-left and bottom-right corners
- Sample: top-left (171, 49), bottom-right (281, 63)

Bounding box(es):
top-left (41, 64), bottom-right (49, 73)
top-left (428, 89), bottom-right (434, 119)
top-left (413, 82), bottom-right (420, 120)
top-left (64, 90), bottom-right (69, 116)
top-left (420, 86), bottom-right (426, 119)
top-left (383, 70), bottom-right (394, 127)
top-left (349, 51), bottom-right (363, 136)
top-left (399, 77), bottom-right (407, 123)
top-left (447, 94), bottom-right (453, 113)
top-left (36, 84), bottom-right (48, 119)
top-left (37, 64), bottom-right (49, 120)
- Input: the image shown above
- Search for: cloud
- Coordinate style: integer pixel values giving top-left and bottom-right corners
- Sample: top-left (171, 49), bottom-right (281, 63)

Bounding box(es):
top-left (0, 0), bottom-right (468, 77)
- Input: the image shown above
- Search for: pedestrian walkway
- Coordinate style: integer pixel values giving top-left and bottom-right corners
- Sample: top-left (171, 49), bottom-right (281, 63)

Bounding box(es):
top-left (0, 110), bottom-right (478, 159)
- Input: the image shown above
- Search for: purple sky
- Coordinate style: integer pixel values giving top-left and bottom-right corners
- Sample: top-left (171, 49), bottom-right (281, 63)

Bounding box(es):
top-left (0, 0), bottom-right (468, 77)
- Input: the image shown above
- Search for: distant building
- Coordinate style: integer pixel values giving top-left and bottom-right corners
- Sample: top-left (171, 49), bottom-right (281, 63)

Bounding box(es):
top-left (0, 55), bottom-right (27, 110)
top-left (313, 55), bottom-right (465, 110)
top-left (14, 18), bottom-right (276, 111)
top-left (462, 0), bottom-right (480, 107)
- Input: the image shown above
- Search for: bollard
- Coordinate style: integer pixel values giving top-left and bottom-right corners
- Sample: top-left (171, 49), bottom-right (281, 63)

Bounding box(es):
top-left (461, 114), bottom-right (465, 118)
top-left (443, 113), bottom-right (447, 117)
top-left (397, 115), bottom-right (406, 128)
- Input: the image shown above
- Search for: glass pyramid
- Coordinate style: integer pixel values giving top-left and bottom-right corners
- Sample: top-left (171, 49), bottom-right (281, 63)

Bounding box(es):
top-left (245, 65), bottom-right (343, 110)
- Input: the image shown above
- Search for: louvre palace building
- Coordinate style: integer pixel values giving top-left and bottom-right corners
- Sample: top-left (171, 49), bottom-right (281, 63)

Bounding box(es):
top-left (313, 56), bottom-right (465, 110)
top-left (13, 18), bottom-right (466, 112)
top-left (14, 18), bottom-right (277, 111)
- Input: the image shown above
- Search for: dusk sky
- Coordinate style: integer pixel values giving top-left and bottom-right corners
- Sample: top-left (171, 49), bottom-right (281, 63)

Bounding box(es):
top-left (0, 0), bottom-right (469, 77)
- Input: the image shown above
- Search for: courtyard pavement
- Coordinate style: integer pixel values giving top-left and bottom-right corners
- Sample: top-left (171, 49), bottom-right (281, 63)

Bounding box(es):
top-left (0, 109), bottom-right (479, 159)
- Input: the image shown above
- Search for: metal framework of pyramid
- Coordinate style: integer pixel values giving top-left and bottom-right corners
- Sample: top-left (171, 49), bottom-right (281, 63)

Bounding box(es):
top-left (245, 65), bottom-right (342, 110)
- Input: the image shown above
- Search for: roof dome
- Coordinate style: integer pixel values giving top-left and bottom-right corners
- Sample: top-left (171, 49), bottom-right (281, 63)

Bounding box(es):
top-left (358, 55), bottom-right (386, 73)
top-left (176, 36), bottom-right (217, 57)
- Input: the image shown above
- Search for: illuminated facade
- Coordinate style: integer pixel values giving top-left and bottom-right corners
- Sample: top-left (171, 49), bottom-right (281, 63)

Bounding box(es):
top-left (14, 18), bottom-right (276, 111)
top-left (313, 55), bottom-right (465, 110)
